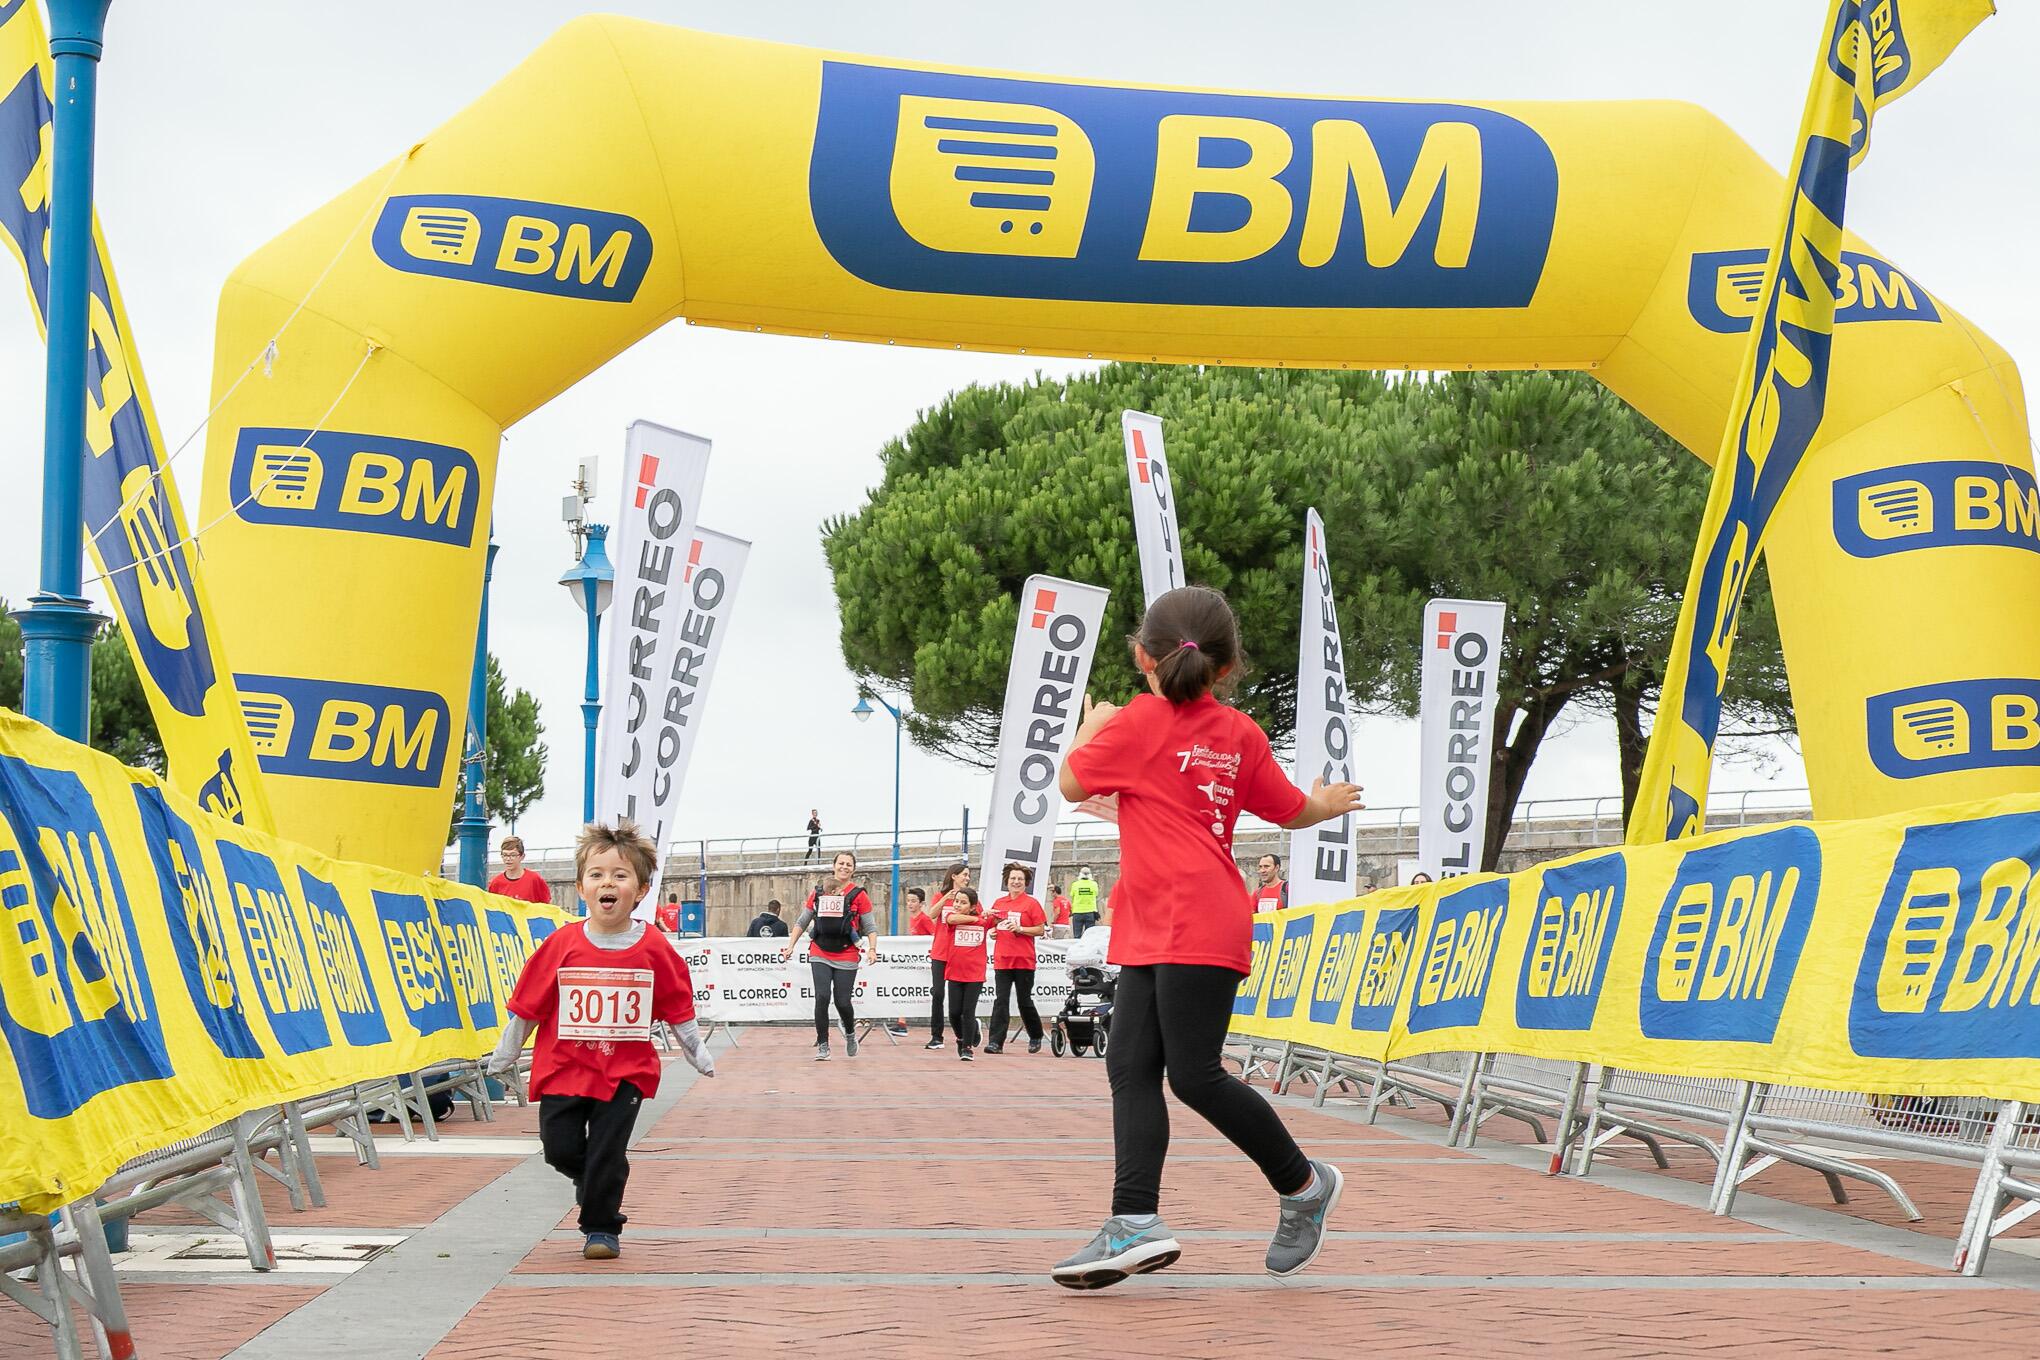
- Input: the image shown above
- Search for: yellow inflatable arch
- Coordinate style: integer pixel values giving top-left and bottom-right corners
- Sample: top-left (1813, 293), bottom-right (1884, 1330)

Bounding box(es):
top-left (199, 19), bottom-right (2038, 873)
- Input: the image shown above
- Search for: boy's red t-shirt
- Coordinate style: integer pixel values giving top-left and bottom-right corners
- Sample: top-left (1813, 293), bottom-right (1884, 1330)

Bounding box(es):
top-left (1051, 895), bottom-right (1072, 925)
top-left (942, 910), bottom-right (992, 983)
top-left (487, 870), bottom-right (552, 905)
top-left (507, 921), bottom-right (696, 1101)
top-left (990, 893), bottom-right (1046, 969)
top-left (1065, 693), bottom-right (1307, 974)
top-left (908, 909), bottom-right (937, 936)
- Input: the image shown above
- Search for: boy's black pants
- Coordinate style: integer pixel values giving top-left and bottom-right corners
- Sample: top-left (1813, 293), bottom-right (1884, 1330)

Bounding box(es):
top-left (539, 1080), bottom-right (643, 1235)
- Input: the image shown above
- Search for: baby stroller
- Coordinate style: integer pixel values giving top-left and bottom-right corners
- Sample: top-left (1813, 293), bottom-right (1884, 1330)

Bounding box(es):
top-left (1050, 963), bottom-right (1116, 1057)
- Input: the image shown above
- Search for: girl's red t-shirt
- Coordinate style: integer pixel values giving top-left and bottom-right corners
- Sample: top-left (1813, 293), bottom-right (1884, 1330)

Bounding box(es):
top-left (506, 921), bottom-right (697, 1101)
top-left (989, 893), bottom-right (1046, 969)
top-left (1065, 693), bottom-right (1307, 974)
top-left (942, 910), bottom-right (992, 983)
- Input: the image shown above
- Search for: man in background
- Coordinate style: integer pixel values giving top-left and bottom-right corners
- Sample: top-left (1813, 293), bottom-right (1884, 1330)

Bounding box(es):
top-left (1253, 853), bottom-right (1287, 912)
top-left (805, 810), bottom-right (823, 863)
top-left (746, 900), bottom-right (791, 938)
top-left (488, 836), bottom-right (552, 905)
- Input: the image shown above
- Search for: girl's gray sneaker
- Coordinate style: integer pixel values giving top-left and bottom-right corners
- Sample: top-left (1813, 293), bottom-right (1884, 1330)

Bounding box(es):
top-left (1266, 1159), bottom-right (1343, 1276)
top-left (1051, 1215), bottom-right (1181, 1290)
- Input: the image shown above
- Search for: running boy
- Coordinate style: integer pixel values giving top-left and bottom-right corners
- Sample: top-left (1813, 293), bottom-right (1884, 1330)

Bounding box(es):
top-left (487, 819), bottom-right (715, 1260)
top-left (1050, 585), bottom-right (1364, 1289)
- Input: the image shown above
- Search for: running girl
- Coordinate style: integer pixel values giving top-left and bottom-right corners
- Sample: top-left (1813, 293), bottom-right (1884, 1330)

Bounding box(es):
top-left (924, 862), bottom-right (970, 1050)
top-left (941, 887), bottom-right (991, 1061)
top-left (782, 850), bottom-right (879, 1061)
top-left (487, 819), bottom-right (714, 1261)
top-left (1050, 585), bottom-right (1364, 1290)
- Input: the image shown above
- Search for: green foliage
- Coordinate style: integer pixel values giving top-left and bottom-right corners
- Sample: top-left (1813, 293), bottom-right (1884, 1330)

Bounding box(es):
top-left (823, 366), bottom-right (1794, 866)
top-left (0, 604), bottom-right (164, 772)
top-left (448, 653), bottom-right (548, 843)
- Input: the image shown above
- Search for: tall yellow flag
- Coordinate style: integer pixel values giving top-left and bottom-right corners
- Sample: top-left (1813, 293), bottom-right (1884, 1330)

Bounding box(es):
top-left (0, 0), bottom-right (275, 829)
top-left (1629, 0), bottom-right (1993, 845)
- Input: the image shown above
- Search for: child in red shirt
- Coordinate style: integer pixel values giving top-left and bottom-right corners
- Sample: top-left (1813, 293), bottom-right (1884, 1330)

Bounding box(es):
top-left (940, 887), bottom-right (991, 1061)
top-left (1051, 586), bottom-right (1363, 1291)
top-left (924, 863), bottom-right (971, 1050)
top-left (907, 886), bottom-right (936, 935)
top-left (985, 863), bottom-right (1048, 1055)
top-left (487, 819), bottom-right (714, 1261)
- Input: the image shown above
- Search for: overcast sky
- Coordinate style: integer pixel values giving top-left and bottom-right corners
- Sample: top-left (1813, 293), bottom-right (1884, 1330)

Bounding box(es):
top-left (1, 1), bottom-right (2032, 859)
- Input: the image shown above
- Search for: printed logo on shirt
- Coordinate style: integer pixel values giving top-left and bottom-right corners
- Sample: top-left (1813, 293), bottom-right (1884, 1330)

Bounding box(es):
top-left (1175, 744), bottom-right (1242, 776)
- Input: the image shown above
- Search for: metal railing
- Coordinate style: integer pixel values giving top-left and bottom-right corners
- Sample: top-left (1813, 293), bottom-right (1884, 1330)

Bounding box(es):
top-left (453, 787), bottom-right (1814, 881)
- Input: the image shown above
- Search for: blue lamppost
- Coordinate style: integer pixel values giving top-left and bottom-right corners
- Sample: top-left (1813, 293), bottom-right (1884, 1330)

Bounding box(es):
top-left (19, 0), bottom-right (114, 739)
top-left (559, 525), bottom-right (613, 825)
top-left (851, 690), bottom-right (903, 933)
top-left (456, 535), bottom-right (500, 887)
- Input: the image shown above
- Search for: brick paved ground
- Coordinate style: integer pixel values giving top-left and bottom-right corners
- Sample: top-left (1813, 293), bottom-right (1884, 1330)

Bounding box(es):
top-left (10, 1029), bottom-right (2040, 1358)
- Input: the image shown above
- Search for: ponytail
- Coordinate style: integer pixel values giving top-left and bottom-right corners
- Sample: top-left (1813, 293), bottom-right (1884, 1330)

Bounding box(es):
top-left (1135, 586), bottom-right (1243, 704)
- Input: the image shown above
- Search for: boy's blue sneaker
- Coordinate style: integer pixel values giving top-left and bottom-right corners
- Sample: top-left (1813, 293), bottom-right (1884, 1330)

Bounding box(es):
top-left (583, 1232), bottom-right (621, 1261)
top-left (1051, 1215), bottom-right (1180, 1290)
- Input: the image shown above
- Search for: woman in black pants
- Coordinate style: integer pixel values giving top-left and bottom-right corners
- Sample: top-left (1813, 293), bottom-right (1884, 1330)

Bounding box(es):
top-left (986, 862), bottom-right (1048, 1054)
top-left (781, 851), bottom-right (878, 1061)
top-left (925, 862), bottom-right (970, 1051)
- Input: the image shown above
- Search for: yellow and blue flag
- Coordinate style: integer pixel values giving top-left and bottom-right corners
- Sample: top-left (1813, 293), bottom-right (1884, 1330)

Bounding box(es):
top-left (0, 0), bottom-right (274, 831)
top-left (1629, 0), bottom-right (1993, 845)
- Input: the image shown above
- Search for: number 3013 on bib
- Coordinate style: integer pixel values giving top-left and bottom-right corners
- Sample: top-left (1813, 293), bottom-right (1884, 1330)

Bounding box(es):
top-left (557, 967), bottom-right (656, 1041)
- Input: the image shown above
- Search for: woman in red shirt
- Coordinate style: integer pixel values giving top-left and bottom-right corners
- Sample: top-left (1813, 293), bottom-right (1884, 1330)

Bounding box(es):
top-left (1050, 586), bottom-right (1364, 1291)
top-left (924, 862), bottom-right (970, 1051)
top-left (940, 886), bottom-right (991, 1061)
top-left (985, 862), bottom-right (1048, 1054)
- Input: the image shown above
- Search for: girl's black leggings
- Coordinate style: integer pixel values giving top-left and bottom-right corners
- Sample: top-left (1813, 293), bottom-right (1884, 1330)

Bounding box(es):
top-left (929, 958), bottom-right (947, 1040)
top-left (946, 979), bottom-right (983, 1051)
top-left (811, 959), bottom-right (855, 1043)
top-left (1106, 963), bottom-right (1312, 1217)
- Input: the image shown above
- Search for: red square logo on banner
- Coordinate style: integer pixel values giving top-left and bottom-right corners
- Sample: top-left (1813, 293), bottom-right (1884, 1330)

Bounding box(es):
top-left (1031, 589), bottom-right (1058, 628)
top-left (1131, 429), bottom-right (1151, 483)
top-left (633, 452), bottom-right (661, 508)
top-left (1435, 611), bottom-right (1458, 649)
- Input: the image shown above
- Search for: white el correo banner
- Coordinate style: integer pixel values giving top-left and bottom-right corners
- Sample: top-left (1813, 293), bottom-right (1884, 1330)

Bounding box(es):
top-left (1418, 598), bottom-right (1508, 880)
top-left (1289, 509), bottom-right (1357, 905)
top-left (978, 575), bottom-right (1110, 894)
top-left (634, 527), bottom-right (750, 913)
top-left (1121, 410), bottom-right (1184, 606)
top-left (675, 935), bottom-right (1073, 1023)
top-left (596, 421), bottom-right (712, 852)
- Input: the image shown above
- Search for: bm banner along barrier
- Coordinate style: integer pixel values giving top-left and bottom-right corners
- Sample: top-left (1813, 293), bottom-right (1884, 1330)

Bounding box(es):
top-left (0, 698), bottom-right (563, 1190)
top-left (204, 21), bottom-right (2039, 875)
top-left (1227, 789), bottom-right (2040, 1275)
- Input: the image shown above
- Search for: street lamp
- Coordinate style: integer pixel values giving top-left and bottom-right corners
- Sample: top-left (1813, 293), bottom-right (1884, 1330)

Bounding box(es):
top-left (19, 0), bottom-right (115, 739)
top-left (455, 534), bottom-right (500, 887)
top-left (852, 689), bottom-right (903, 932)
top-left (559, 524), bottom-right (613, 825)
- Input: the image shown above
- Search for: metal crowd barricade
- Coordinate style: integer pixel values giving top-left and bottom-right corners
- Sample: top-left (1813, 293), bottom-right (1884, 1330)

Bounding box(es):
top-left (1954, 1101), bottom-right (2040, 1275)
top-left (0, 1200), bottom-right (132, 1360)
top-left (95, 1110), bottom-right (286, 1271)
top-left (1566, 1067), bottom-right (1736, 1179)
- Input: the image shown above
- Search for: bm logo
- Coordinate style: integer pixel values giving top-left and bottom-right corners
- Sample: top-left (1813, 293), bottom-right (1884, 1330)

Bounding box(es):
top-left (1639, 828), bottom-right (1819, 1044)
top-left (1407, 878), bottom-right (1509, 1033)
top-left (811, 63), bottom-right (1557, 308)
top-left (1849, 811), bottom-right (2040, 1059)
top-left (235, 673), bottom-right (450, 789)
top-left (1517, 853), bottom-right (1625, 1031)
top-left (1868, 680), bottom-right (2040, 779)
top-left (1686, 248), bottom-right (1937, 334)
top-left (230, 428), bottom-right (479, 548)
top-left (372, 194), bottom-right (652, 303)
top-left (1834, 462), bottom-right (2040, 560)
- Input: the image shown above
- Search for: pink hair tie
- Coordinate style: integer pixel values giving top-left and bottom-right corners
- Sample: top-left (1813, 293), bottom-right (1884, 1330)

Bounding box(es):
top-left (1180, 640), bottom-right (1200, 652)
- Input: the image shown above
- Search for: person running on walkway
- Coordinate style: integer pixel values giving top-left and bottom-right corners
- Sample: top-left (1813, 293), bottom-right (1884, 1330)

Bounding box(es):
top-left (782, 850), bottom-right (878, 1061)
top-left (986, 862), bottom-right (1048, 1054)
top-left (1252, 853), bottom-right (1287, 912)
top-left (924, 862), bottom-right (970, 1050)
top-left (487, 835), bottom-right (552, 904)
top-left (487, 819), bottom-right (714, 1261)
top-left (804, 808), bottom-right (823, 863)
top-left (941, 886), bottom-right (991, 1061)
top-left (1068, 867), bottom-right (1101, 936)
top-left (1050, 585), bottom-right (1365, 1290)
